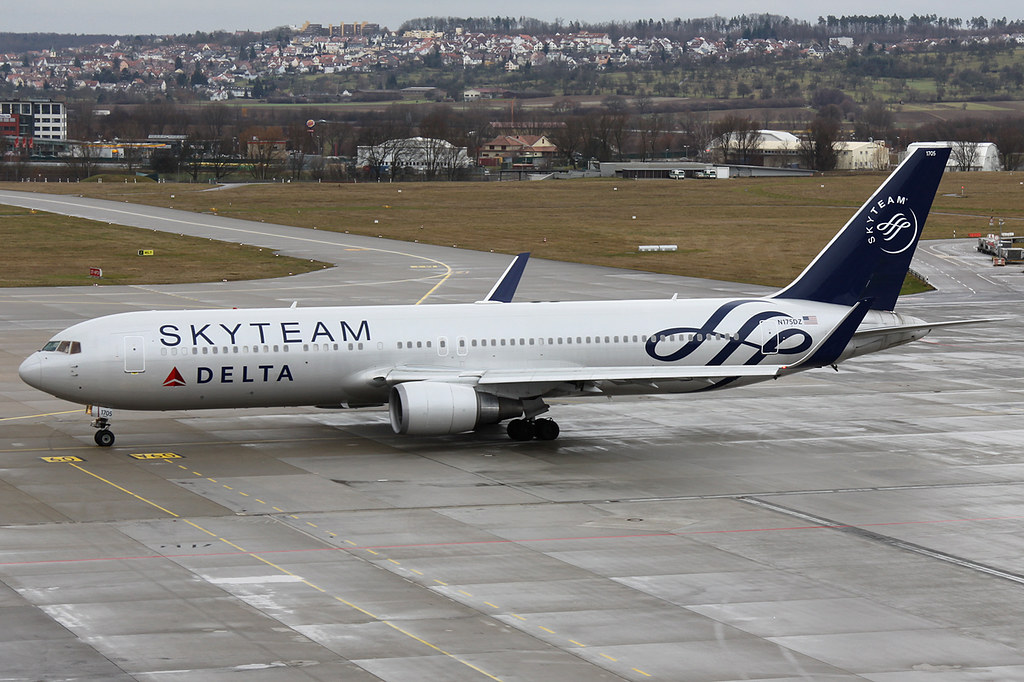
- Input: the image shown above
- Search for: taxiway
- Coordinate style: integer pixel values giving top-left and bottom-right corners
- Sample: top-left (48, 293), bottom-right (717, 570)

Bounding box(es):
top-left (2, 189), bottom-right (1024, 681)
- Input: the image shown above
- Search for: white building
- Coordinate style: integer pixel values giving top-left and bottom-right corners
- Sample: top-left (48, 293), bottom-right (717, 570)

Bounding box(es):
top-left (357, 137), bottom-right (472, 175)
top-left (0, 99), bottom-right (67, 141)
top-left (907, 141), bottom-right (1001, 171)
top-left (835, 141), bottom-right (889, 170)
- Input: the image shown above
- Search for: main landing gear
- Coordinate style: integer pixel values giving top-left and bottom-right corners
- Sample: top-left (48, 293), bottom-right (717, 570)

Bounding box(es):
top-left (89, 406), bottom-right (116, 447)
top-left (506, 417), bottom-right (560, 441)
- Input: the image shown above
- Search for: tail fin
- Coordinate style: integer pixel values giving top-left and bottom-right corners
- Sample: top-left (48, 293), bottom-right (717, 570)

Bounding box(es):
top-left (773, 146), bottom-right (951, 311)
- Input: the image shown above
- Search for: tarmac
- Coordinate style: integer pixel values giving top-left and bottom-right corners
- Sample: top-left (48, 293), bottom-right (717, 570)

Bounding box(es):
top-left (2, 188), bottom-right (1024, 681)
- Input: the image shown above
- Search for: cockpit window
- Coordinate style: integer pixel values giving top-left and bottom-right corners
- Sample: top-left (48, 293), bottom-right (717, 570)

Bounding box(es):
top-left (41, 340), bottom-right (81, 354)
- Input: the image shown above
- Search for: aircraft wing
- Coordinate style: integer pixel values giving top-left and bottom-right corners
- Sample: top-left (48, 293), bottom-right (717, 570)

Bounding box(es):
top-left (386, 364), bottom-right (784, 386)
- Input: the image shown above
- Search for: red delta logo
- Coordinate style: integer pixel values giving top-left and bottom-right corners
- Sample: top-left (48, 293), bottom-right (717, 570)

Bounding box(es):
top-left (163, 367), bottom-right (186, 387)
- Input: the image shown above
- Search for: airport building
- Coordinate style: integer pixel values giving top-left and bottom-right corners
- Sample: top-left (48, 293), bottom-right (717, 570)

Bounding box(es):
top-left (0, 99), bottom-right (67, 142)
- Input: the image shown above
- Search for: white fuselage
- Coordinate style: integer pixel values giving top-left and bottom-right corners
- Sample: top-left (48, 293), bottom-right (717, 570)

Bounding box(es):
top-left (18, 296), bottom-right (926, 412)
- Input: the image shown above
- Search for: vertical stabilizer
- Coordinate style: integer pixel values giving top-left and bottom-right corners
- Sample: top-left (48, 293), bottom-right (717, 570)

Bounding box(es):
top-left (773, 146), bottom-right (950, 311)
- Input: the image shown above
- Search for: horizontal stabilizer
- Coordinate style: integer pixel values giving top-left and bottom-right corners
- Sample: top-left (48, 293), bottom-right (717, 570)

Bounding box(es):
top-left (853, 317), bottom-right (1007, 337)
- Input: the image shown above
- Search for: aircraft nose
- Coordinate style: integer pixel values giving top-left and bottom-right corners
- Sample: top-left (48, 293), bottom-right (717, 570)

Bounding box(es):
top-left (18, 353), bottom-right (42, 390)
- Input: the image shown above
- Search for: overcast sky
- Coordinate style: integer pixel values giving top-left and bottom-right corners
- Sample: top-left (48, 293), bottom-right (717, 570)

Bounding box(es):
top-left (5, 1), bottom-right (1024, 35)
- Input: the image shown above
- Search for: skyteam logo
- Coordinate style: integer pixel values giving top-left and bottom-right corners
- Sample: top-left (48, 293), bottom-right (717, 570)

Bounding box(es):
top-left (864, 195), bottom-right (918, 255)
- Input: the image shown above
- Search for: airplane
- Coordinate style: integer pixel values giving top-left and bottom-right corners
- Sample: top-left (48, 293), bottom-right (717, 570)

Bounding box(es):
top-left (19, 146), bottom-right (980, 445)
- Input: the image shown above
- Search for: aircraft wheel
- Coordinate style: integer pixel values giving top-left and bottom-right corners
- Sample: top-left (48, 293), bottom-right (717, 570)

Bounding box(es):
top-left (506, 419), bottom-right (535, 441)
top-left (534, 418), bottom-right (560, 441)
top-left (94, 429), bottom-right (115, 447)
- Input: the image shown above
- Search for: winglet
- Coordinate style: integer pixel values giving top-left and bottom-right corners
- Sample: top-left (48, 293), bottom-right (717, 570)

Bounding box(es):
top-left (482, 252), bottom-right (530, 303)
top-left (784, 298), bottom-right (874, 371)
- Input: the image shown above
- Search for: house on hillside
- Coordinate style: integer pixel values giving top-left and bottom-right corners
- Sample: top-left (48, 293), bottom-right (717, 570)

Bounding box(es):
top-left (478, 134), bottom-right (557, 168)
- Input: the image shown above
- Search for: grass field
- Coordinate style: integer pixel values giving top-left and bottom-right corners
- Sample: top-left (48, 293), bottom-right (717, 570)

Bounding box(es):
top-left (4, 170), bottom-right (1020, 289)
top-left (0, 207), bottom-right (329, 287)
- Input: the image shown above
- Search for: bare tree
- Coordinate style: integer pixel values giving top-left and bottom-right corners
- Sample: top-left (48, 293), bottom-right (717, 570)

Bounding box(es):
top-left (713, 115), bottom-right (761, 164)
top-left (241, 126), bottom-right (286, 181)
top-left (548, 115), bottom-right (586, 168)
top-left (680, 111), bottom-right (714, 162)
top-left (64, 142), bottom-right (100, 180)
top-left (799, 117), bottom-right (841, 171)
top-left (994, 121), bottom-right (1024, 171)
top-left (636, 113), bottom-right (668, 161)
top-left (951, 140), bottom-right (980, 171)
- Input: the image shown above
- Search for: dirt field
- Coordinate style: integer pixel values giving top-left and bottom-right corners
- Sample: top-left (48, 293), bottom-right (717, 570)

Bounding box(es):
top-left (0, 206), bottom-right (328, 287)
top-left (4, 170), bottom-right (1019, 288)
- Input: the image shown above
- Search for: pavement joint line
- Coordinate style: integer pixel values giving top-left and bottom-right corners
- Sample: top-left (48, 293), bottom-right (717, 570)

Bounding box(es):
top-left (53, 460), bottom-right (507, 682)
top-left (741, 496), bottom-right (1024, 586)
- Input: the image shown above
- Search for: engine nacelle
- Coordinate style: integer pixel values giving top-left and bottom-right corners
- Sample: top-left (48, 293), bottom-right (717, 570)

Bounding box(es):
top-left (388, 382), bottom-right (522, 435)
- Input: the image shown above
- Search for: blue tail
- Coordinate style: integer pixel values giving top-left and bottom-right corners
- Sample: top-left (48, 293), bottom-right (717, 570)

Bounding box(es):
top-left (773, 146), bottom-right (950, 311)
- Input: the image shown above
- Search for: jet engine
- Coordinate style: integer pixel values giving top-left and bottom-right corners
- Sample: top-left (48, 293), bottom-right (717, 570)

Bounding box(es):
top-left (388, 382), bottom-right (522, 435)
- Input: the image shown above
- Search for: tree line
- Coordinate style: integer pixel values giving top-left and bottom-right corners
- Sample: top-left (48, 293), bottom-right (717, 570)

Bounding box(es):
top-left (3, 93), bottom-right (1021, 183)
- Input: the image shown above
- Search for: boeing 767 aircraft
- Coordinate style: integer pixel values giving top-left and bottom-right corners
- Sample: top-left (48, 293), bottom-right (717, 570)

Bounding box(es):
top-left (20, 146), bottom-right (976, 444)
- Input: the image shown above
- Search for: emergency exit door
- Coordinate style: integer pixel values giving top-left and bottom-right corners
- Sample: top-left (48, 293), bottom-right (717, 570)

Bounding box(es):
top-left (124, 336), bottom-right (145, 373)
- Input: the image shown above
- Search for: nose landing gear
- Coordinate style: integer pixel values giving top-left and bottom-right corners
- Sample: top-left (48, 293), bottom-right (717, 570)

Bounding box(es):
top-left (88, 406), bottom-right (116, 447)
